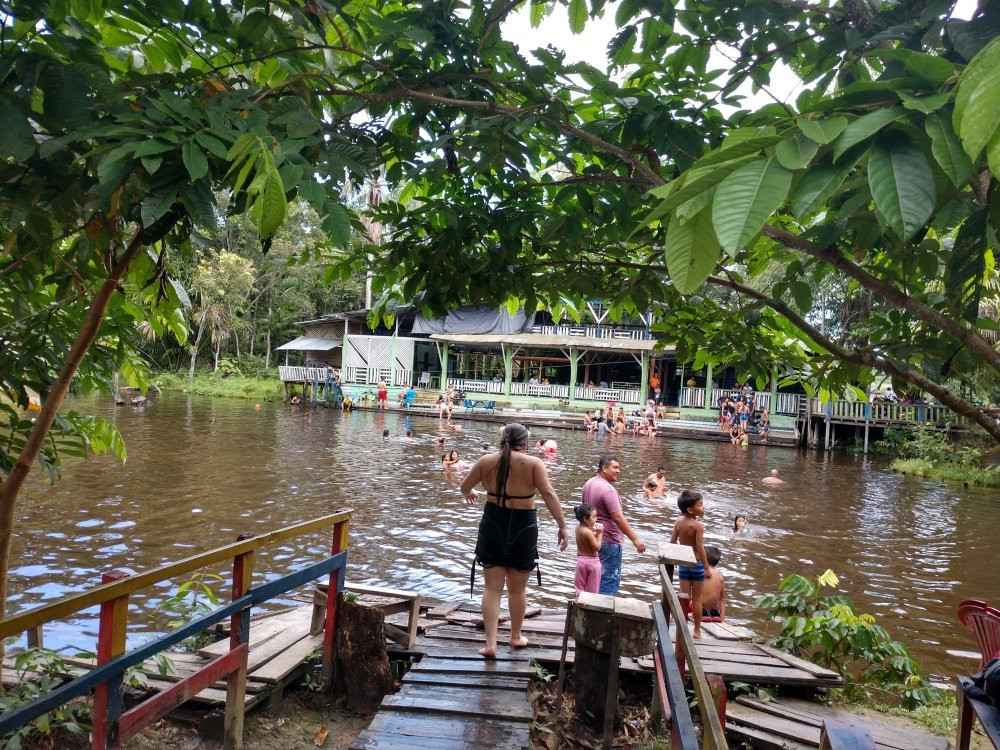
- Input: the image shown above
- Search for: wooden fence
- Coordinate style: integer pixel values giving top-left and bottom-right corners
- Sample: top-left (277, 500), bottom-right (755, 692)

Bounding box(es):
top-left (0, 510), bottom-right (353, 750)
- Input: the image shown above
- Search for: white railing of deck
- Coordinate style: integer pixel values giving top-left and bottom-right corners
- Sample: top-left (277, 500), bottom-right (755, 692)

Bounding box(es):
top-left (529, 324), bottom-right (650, 340)
top-left (345, 366), bottom-right (394, 385)
top-left (280, 366), bottom-right (343, 383)
top-left (509, 382), bottom-right (570, 398)
top-left (775, 392), bottom-right (801, 415)
top-left (393, 370), bottom-right (412, 387)
top-left (680, 388), bottom-right (705, 408)
top-left (446, 378), bottom-right (504, 394)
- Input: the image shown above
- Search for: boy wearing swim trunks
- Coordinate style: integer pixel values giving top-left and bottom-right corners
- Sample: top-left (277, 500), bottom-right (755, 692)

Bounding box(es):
top-left (670, 489), bottom-right (713, 639)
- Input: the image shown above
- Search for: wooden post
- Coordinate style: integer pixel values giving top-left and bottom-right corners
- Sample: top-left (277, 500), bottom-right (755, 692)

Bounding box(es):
top-left (25, 624), bottom-right (42, 649)
top-left (706, 675), bottom-right (727, 750)
top-left (92, 570), bottom-right (129, 750)
top-left (553, 602), bottom-right (574, 712)
top-left (224, 533), bottom-right (256, 750)
top-left (602, 621), bottom-right (621, 748)
top-left (321, 519), bottom-right (350, 690)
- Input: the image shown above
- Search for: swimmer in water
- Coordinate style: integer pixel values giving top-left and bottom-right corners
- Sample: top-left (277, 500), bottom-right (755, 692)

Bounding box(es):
top-left (762, 469), bottom-right (784, 485)
top-left (441, 450), bottom-right (463, 470)
top-left (382, 428), bottom-right (390, 441)
top-left (733, 515), bottom-right (750, 537)
top-left (435, 436), bottom-right (446, 447)
top-left (481, 443), bottom-right (493, 453)
top-left (643, 465), bottom-right (666, 499)
top-left (290, 395), bottom-right (302, 406)
top-left (535, 439), bottom-right (558, 453)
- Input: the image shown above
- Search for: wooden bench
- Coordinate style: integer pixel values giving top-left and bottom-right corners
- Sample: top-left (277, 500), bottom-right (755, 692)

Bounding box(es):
top-left (311, 583), bottom-right (421, 650)
top-left (957, 675), bottom-right (1000, 749)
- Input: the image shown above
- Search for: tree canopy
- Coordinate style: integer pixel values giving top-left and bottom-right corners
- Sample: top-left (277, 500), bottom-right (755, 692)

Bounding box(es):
top-left (319, 0), bottom-right (1000, 442)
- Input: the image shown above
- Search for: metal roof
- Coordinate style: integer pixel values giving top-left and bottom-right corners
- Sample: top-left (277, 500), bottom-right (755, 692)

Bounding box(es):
top-left (428, 332), bottom-right (668, 353)
top-left (274, 336), bottom-right (342, 351)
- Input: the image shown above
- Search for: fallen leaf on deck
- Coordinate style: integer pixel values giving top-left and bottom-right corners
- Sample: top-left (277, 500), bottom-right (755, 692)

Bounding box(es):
top-left (313, 724), bottom-right (328, 746)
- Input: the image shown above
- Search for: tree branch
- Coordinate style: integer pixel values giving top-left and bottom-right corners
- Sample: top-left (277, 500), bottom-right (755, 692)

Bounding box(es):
top-left (708, 273), bottom-right (1000, 442)
top-left (761, 224), bottom-right (1000, 376)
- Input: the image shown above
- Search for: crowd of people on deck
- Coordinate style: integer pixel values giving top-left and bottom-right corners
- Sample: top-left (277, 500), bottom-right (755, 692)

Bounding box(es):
top-left (718, 382), bottom-right (770, 445)
top-left (580, 400), bottom-right (663, 438)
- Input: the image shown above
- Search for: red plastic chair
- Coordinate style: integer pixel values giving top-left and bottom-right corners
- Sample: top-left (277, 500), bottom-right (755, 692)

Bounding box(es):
top-left (957, 598), bottom-right (1000, 671)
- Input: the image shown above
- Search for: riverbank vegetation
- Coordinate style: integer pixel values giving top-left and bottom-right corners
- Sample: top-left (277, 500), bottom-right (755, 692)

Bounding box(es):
top-left (876, 428), bottom-right (1000, 488)
top-left (156, 371), bottom-right (283, 402)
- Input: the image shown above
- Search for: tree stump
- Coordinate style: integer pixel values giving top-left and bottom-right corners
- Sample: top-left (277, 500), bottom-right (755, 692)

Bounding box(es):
top-left (335, 598), bottom-right (392, 712)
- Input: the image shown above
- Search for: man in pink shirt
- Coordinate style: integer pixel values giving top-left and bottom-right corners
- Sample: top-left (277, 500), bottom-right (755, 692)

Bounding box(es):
top-left (581, 455), bottom-right (647, 595)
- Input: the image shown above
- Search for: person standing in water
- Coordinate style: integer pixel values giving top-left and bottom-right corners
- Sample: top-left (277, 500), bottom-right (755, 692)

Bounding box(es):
top-left (762, 469), bottom-right (784, 485)
top-left (643, 465), bottom-right (667, 498)
top-left (581, 455), bottom-right (647, 595)
top-left (460, 423), bottom-right (568, 657)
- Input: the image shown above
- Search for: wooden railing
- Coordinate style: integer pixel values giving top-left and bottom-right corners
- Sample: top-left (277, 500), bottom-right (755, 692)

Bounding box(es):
top-left (575, 386), bottom-right (642, 404)
top-left (279, 366), bottom-right (330, 382)
top-left (0, 510), bottom-right (353, 750)
top-left (509, 382), bottom-right (570, 398)
top-left (530, 324), bottom-right (651, 340)
top-left (680, 387), bottom-right (706, 408)
top-left (656, 561), bottom-right (729, 749)
top-left (446, 378), bottom-right (504, 394)
top-left (808, 399), bottom-right (965, 426)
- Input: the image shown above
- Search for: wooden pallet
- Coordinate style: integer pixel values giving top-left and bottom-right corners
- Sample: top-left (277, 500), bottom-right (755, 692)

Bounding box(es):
top-left (726, 696), bottom-right (948, 750)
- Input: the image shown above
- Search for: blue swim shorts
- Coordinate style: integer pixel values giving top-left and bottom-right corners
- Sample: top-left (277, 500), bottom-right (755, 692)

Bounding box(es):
top-left (678, 562), bottom-right (705, 582)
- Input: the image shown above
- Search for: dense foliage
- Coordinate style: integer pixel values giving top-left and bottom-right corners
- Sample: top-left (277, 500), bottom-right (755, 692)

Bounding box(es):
top-left (757, 570), bottom-right (941, 708)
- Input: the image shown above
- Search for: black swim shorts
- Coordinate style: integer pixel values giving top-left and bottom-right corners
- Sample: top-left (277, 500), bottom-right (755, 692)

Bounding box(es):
top-left (475, 503), bottom-right (538, 573)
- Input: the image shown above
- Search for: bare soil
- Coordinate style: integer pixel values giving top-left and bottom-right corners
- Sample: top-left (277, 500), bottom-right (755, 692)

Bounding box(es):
top-left (121, 692), bottom-right (371, 750)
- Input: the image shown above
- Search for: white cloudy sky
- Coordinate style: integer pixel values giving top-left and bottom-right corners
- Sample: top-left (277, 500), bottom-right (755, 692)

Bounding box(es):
top-left (501, 0), bottom-right (980, 109)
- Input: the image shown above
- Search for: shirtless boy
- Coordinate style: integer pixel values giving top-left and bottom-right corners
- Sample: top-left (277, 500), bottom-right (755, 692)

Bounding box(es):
top-left (644, 465), bottom-right (667, 499)
top-left (680, 545), bottom-right (725, 619)
top-left (670, 489), bottom-right (713, 639)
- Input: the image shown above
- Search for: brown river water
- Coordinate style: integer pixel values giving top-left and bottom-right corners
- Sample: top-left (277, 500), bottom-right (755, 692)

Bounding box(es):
top-left (8, 393), bottom-right (999, 681)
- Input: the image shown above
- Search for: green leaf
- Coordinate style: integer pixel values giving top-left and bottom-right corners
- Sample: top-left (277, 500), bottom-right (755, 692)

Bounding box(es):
top-left (195, 131), bottom-right (229, 159)
top-left (989, 128), bottom-right (1000, 177)
top-left (0, 105), bottom-right (36, 160)
top-left (775, 134), bottom-right (819, 170)
top-left (568, 0), bottom-right (587, 34)
top-left (254, 171), bottom-right (286, 238)
top-left (832, 107), bottom-right (905, 161)
top-left (691, 136), bottom-right (783, 169)
top-left (796, 116), bottom-right (847, 145)
top-left (530, 0), bottom-right (548, 27)
top-left (181, 141), bottom-right (208, 181)
top-left (944, 207), bottom-right (988, 323)
top-left (955, 62), bottom-right (1000, 160)
top-left (664, 208), bottom-right (720, 294)
top-left (867, 134), bottom-right (936, 241)
top-left (712, 157), bottom-right (792, 255)
top-left (925, 112), bottom-right (974, 186)
top-left (868, 49), bottom-right (956, 82)
top-left (322, 203), bottom-right (352, 247)
top-left (637, 157), bottom-right (753, 230)
top-left (898, 91), bottom-right (951, 114)
top-left (953, 35), bottom-right (1000, 138)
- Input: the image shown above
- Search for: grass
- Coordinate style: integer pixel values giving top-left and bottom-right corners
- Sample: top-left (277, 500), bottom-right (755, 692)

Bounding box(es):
top-left (891, 457), bottom-right (1000, 488)
top-left (155, 371), bottom-right (284, 401)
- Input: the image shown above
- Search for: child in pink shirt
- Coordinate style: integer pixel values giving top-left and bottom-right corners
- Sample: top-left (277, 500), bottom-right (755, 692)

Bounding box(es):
top-left (573, 503), bottom-right (604, 596)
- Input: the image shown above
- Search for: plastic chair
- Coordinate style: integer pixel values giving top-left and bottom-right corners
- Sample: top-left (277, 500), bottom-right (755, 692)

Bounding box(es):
top-left (463, 399), bottom-right (474, 410)
top-left (957, 599), bottom-right (1000, 670)
top-left (483, 400), bottom-right (496, 414)
top-left (418, 371), bottom-right (431, 388)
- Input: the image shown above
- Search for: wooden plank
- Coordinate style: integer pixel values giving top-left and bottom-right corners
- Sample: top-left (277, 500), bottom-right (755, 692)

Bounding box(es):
top-left (402, 671), bottom-right (530, 691)
top-left (756, 644), bottom-right (843, 681)
top-left (657, 541), bottom-right (697, 565)
top-left (412, 644), bottom-right (564, 663)
top-left (614, 597), bottom-right (653, 622)
top-left (728, 702), bottom-right (822, 746)
top-left (427, 601), bottom-right (464, 619)
top-left (699, 661), bottom-right (842, 686)
top-left (701, 621), bottom-right (754, 640)
top-left (197, 607), bottom-right (310, 658)
top-left (726, 719), bottom-right (814, 750)
top-left (346, 582), bottom-right (420, 601)
top-left (741, 698), bottom-right (949, 750)
top-left (351, 729), bottom-right (510, 750)
top-left (380, 684), bottom-right (533, 721)
top-left (363, 710), bottom-right (529, 749)
top-left (247, 633), bottom-right (323, 684)
top-left (412, 657), bottom-right (536, 676)
top-left (577, 592), bottom-right (615, 613)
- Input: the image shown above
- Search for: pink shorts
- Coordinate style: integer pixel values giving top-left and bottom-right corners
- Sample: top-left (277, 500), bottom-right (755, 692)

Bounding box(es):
top-left (574, 556), bottom-right (602, 596)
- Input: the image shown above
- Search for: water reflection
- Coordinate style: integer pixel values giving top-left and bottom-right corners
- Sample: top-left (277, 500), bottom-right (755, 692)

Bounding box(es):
top-left (8, 392), bottom-right (999, 678)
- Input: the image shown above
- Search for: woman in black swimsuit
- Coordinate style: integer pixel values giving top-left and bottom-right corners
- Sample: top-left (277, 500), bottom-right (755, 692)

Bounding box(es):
top-left (460, 423), bottom-right (568, 657)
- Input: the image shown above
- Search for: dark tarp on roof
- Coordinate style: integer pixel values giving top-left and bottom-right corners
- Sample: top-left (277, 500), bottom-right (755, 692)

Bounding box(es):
top-left (411, 306), bottom-right (535, 335)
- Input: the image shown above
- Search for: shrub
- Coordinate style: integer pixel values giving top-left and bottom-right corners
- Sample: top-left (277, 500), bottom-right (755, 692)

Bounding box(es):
top-left (756, 570), bottom-right (941, 708)
top-left (0, 648), bottom-right (90, 749)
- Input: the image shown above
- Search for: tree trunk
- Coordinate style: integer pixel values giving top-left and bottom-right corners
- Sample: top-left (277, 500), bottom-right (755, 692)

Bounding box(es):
top-left (234, 328), bottom-right (241, 361)
top-left (265, 324), bottom-right (271, 369)
top-left (335, 599), bottom-right (392, 712)
top-left (214, 340), bottom-right (220, 372)
top-left (0, 232), bottom-right (145, 666)
top-left (188, 310), bottom-right (208, 385)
